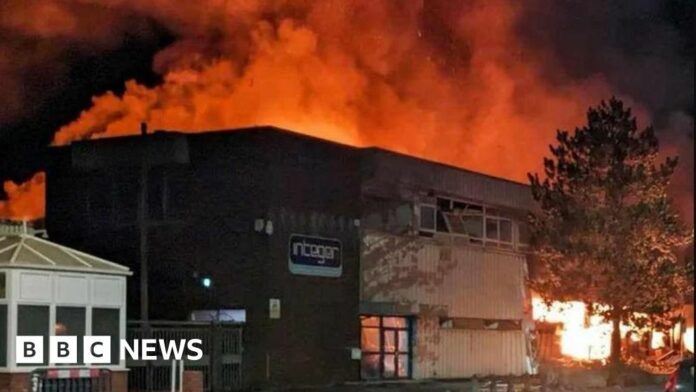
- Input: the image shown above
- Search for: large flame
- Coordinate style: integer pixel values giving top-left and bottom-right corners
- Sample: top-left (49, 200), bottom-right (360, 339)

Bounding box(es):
top-left (2, 0), bottom-right (642, 220)
top-left (532, 297), bottom-right (612, 360)
top-left (532, 297), bottom-right (677, 361)
top-left (685, 327), bottom-right (694, 353)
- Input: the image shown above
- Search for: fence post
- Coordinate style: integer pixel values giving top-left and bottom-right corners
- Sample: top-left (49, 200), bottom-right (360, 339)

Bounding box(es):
top-left (171, 359), bottom-right (177, 392)
top-left (179, 360), bottom-right (185, 392)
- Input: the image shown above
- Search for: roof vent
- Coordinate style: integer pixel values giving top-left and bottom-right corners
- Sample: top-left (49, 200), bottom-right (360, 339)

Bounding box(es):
top-left (0, 220), bottom-right (47, 237)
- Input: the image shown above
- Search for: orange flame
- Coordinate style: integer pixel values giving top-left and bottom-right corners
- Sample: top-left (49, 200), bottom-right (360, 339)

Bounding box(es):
top-left (532, 296), bottom-right (686, 361)
top-left (532, 297), bottom-right (613, 360)
top-left (0, 0), bottom-right (656, 219)
top-left (685, 328), bottom-right (694, 353)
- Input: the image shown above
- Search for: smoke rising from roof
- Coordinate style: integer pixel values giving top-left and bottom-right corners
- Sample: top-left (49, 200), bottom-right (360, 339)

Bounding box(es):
top-left (0, 0), bottom-right (692, 222)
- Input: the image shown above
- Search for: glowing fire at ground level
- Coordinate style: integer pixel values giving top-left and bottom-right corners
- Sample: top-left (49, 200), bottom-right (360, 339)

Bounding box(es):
top-left (532, 297), bottom-right (694, 361)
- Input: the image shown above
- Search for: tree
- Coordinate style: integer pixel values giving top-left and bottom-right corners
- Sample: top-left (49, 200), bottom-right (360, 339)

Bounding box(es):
top-left (528, 98), bottom-right (693, 366)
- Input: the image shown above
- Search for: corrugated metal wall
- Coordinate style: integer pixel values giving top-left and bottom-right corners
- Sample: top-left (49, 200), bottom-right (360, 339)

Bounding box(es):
top-left (362, 231), bottom-right (530, 378)
top-left (362, 232), bottom-right (527, 320)
top-left (415, 318), bottom-right (527, 378)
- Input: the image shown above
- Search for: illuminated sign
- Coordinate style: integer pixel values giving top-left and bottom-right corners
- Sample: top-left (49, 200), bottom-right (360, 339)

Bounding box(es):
top-left (288, 234), bottom-right (342, 277)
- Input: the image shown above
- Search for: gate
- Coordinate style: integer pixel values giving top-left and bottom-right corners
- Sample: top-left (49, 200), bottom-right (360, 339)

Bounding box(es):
top-left (127, 321), bottom-right (243, 392)
top-left (29, 368), bottom-right (112, 392)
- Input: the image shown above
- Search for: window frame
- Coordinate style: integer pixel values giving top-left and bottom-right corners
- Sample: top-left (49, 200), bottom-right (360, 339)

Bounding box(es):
top-left (417, 204), bottom-right (437, 234)
top-left (360, 315), bottom-right (412, 380)
top-left (418, 196), bottom-right (525, 251)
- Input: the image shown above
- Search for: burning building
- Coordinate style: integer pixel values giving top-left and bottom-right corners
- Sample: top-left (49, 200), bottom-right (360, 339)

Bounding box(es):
top-left (44, 126), bottom-right (536, 386)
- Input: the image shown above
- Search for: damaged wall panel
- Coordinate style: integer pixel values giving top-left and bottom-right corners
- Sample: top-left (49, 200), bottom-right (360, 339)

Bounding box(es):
top-left (361, 231), bottom-right (526, 320)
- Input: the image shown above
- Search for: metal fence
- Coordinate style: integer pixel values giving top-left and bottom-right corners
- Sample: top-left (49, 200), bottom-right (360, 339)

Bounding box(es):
top-left (127, 320), bottom-right (243, 392)
top-left (30, 368), bottom-right (112, 392)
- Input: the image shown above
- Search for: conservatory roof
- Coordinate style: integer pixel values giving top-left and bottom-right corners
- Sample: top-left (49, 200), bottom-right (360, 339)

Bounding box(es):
top-left (0, 230), bottom-right (131, 276)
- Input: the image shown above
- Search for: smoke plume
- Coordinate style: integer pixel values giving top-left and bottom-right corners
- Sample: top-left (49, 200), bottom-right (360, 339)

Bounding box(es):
top-left (0, 0), bottom-right (692, 222)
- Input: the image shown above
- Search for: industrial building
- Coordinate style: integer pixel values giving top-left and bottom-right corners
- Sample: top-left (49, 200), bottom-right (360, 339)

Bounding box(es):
top-left (45, 127), bottom-right (535, 387)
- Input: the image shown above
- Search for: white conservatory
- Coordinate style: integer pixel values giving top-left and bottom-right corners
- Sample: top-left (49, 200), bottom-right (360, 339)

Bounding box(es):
top-left (0, 223), bottom-right (131, 373)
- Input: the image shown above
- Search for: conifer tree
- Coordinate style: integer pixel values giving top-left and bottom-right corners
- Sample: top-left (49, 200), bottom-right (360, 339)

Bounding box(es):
top-left (528, 98), bottom-right (693, 365)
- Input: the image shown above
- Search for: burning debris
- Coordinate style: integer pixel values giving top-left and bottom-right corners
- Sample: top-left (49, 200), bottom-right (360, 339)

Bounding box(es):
top-left (532, 296), bottom-right (694, 372)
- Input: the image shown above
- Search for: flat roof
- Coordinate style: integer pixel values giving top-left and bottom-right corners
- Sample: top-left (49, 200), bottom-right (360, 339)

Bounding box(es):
top-left (60, 125), bottom-right (530, 188)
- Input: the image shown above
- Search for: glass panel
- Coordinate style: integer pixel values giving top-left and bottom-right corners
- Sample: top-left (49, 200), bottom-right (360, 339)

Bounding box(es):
top-left (360, 354), bottom-right (380, 380)
top-left (361, 328), bottom-right (381, 352)
top-left (397, 354), bottom-right (410, 377)
top-left (486, 218), bottom-right (499, 240)
top-left (361, 316), bottom-right (379, 327)
top-left (444, 213), bottom-right (466, 234)
top-left (383, 354), bottom-right (396, 378)
top-left (461, 214), bottom-right (483, 238)
top-left (0, 305), bottom-right (6, 367)
top-left (383, 317), bottom-right (407, 328)
top-left (398, 330), bottom-right (409, 352)
top-left (18, 305), bottom-right (49, 366)
top-left (92, 308), bottom-right (120, 365)
top-left (383, 330), bottom-right (396, 352)
top-left (0, 273), bottom-right (5, 298)
top-left (419, 205), bottom-right (436, 231)
top-left (56, 307), bottom-right (85, 364)
top-left (500, 220), bottom-right (513, 243)
top-left (436, 210), bottom-right (449, 233)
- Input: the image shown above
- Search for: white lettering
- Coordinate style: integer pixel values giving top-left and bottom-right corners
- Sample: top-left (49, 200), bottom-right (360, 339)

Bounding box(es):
top-left (159, 339), bottom-right (187, 360)
top-left (187, 339), bottom-right (203, 361)
top-left (121, 339), bottom-right (139, 360)
top-left (291, 238), bottom-right (340, 265)
top-left (141, 339), bottom-right (158, 360)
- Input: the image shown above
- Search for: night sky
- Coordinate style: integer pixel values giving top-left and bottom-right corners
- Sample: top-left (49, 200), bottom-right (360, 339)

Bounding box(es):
top-left (0, 0), bottom-right (693, 211)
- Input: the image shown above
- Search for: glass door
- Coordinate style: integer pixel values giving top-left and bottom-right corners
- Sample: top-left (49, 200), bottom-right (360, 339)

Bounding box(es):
top-left (360, 315), bottom-right (411, 379)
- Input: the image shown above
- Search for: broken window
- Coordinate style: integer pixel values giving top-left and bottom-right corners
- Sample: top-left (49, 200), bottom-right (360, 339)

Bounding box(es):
top-left (420, 196), bottom-right (523, 249)
top-left (422, 197), bottom-right (486, 240)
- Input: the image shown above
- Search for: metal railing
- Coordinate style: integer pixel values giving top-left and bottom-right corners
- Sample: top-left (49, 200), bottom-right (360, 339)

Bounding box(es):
top-left (29, 368), bottom-right (112, 392)
top-left (127, 320), bottom-right (243, 392)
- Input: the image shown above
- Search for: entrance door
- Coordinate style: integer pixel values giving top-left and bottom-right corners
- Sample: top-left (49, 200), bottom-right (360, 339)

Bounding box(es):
top-left (360, 315), bottom-right (411, 380)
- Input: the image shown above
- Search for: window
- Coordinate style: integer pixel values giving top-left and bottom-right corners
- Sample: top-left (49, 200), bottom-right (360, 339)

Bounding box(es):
top-left (434, 198), bottom-right (484, 240)
top-left (190, 309), bottom-right (246, 322)
top-left (418, 204), bottom-right (436, 233)
top-left (517, 222), bottom-right (530, 249)
top-left (360, 315), bottom-right (410, 380)
top-left (0, 305), bottom-right (6, 367)
top-left (484, 208), bottom-right (513, 248)
top-left (18, 305), bottom-right (49, 366)
top-left (56, 307), bottom-right (86, 364)
top-left (92, 308), bottom-right (120, 365)
top-left (419, 196), bottom-right (523, 250)
top-left (0, 272), bottom-right (5, 298)
top-left (500, 220), bottom-right (513, 242)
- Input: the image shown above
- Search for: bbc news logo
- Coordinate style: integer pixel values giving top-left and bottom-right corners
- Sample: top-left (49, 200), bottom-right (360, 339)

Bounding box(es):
top-left (16, 336), bottom-right (203, 364)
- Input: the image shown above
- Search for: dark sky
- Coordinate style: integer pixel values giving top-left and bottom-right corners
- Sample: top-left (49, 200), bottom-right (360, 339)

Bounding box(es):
top-left (0, 0), bottom-right (693, 201)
